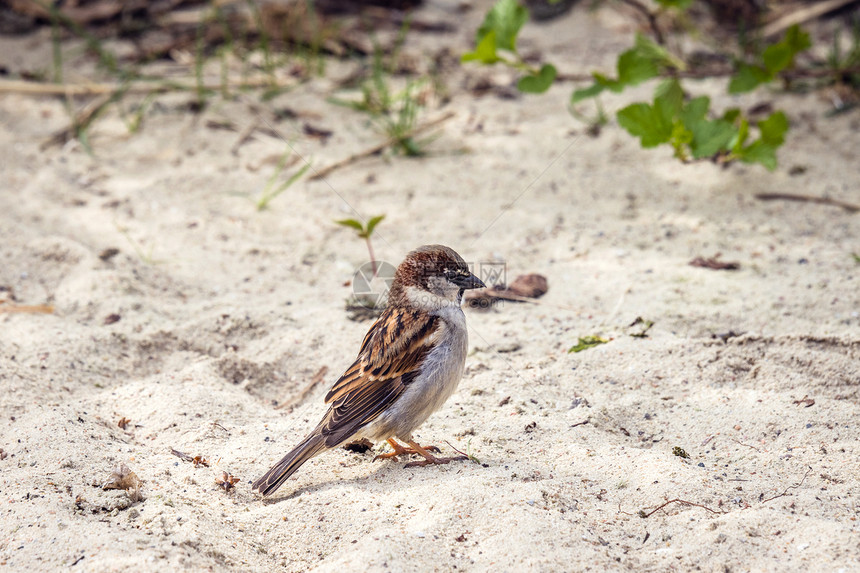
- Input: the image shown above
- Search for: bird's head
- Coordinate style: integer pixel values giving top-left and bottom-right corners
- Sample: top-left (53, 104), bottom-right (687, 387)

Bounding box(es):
top-left (388, 245), bottom-right (485, 310)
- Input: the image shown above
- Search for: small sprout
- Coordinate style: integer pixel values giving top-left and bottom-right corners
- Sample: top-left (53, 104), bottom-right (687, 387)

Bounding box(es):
top-left (568, 336), bottom-right (609, 353)
top-left (336, 215), bottom-right (385, 276)
top-left (672, 446), bottom-right (690, 459)
top-left (444, 439), bottom-right (481, 465)
top-left (462, 0), bottom-right (557, 94)
top-left (255, 156), bottom-right (310, 211)
top-left (629, 316), bottom-right (654, 338)
top-left (216, 471), bottom-right (240, 491)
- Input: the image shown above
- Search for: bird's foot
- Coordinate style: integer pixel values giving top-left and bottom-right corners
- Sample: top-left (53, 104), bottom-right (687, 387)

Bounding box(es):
top-left (402, 439), bottom-right (467, 468)
top-left (373, 439), bottom-right (440, 462)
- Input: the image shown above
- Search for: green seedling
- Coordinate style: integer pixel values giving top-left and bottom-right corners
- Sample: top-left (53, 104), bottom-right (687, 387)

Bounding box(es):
top-left (119, 92), bottom-right (157, 134)
top-left (331, 23), bottom-right (433, 156)
top-left (464, 0), bottom-right (818, 171)
top-left (571, 33), bottom-right (685, 103)
top-left (335, 215), bottom-right (385, 276)
top-left (461, 0), bottom-right (557, 93)
top-left (629, 317), bottom-right (654, 338)
top-left (729, 25), bottom-right (810, 93)
top-left (672, 446), bottom-right (690, 459)
top-left (445, 439), bottom-right (481, 464)
top-left (116, 224), bottom-right (162, 265)
top-left (575, 26), bottom-right (800, 170)
top-left (254, 155), bottom-right (310, 211)
top-left (568, 336), bottom-right (609, 353)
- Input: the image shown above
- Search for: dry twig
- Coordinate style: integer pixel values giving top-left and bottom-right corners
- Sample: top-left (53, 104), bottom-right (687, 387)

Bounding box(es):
top-left (755, 193), bottom-right (859, 213)
top-left (761, 466), bottom-right (813, 503)
top-left (309, 111), bottom-right (456, 181)
top-left (639, 498), bottom-right (722, 518)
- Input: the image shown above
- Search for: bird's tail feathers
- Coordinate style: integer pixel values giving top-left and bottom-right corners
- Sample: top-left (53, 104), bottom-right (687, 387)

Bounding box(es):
top-left (252, 432), bottom-right (327, 497)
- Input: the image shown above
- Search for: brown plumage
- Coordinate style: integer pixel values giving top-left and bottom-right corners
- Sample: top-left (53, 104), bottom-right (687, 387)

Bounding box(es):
top-left (252, 245), bottom-right (484, 497)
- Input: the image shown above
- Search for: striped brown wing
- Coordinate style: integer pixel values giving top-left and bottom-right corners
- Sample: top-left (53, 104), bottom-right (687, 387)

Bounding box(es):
top-left (319, 307), bottom-right (439, 446)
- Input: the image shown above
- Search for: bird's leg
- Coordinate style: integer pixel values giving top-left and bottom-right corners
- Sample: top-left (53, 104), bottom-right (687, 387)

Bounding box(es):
top-left (373, 439), bottom-right (441, 462)
top-left (402, 440), bottom-right (468, 468)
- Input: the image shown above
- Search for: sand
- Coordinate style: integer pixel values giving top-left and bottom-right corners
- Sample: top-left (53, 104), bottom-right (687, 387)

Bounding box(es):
top-left (0, 2), bottom-right (858, 571)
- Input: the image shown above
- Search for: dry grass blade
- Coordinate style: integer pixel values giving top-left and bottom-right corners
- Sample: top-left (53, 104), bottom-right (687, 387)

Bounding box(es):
top-left (759, 0), bottom-right (860, 39)
top-left (276, 366), bottom-right (329, 411)
top-left (0, 304), bottom-right (55, 314)
top-left (40, 92), bottom-right (113, 150)
top-left (0, 77), bottom-right (296, 96)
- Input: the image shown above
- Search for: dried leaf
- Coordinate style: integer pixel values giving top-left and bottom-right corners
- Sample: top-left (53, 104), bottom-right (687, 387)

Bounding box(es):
top-left (102, 464), bottom-right (143, 502)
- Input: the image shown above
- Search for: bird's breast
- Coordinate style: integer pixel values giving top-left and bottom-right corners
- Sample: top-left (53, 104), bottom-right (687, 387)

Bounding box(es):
top-left (370, 306), bottom-right (468, 440)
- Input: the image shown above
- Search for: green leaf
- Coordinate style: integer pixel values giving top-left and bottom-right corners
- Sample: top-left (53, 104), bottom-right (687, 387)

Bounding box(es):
top-left (728, 63), bottom-right (770, 94)
top-left (365, 214), bottom-right (386, 236)
top-left (784, 24), bottom-right (811, 51)
top-left (655, 0), bottom-right (692, 8)
top-left (461, 30), bottom-right (499, 64)
top-left (655, 78), bottom-right (684, 115)
top-left (734, 25), bottom-right (810, 86)
top-left (335, 219), bottom-right (364, 232)
top-left (674, 96), bottom-right (736, 159)
top-left (762, 44), bottom-right (793, 75)
top-left (476, 0), bottom-right (528, 53)
top-left (568, 335), bottom-right (609, 353)
top-left (633, 33), bottom-right (685, 71)
top-left (730, 117), bottom-right (750, 151)
top-left (517, 63), bottom-right (557, 93)
top-left (722, 108), bottom-right (741, 123)
top-left (617, 102), bottom-right (673, 148)
top-left (758, 111), bottom-right (788, 145)
top-left (688, 118), bottom-right (736, 159)
top-left (737, 140), bottom-right (778, 171)
top-left (668, 121), bottom-right (693, 160)
top-left (571, 82), bottom-right (606, 103)
top-left (616, 47), bottom-right (659, 87)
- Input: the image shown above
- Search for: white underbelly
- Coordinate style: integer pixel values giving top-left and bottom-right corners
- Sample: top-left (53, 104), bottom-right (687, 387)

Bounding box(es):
top-left (360, 308), bottom-right (468, 442)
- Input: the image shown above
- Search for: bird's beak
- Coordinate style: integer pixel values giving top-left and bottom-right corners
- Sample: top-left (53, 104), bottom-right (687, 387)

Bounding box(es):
top-left (454, 272), bottom-right (485, 290)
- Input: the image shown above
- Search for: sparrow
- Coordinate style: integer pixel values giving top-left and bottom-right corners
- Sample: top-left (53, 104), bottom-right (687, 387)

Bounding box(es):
top-left (252, 244), bottom-right (485, 497)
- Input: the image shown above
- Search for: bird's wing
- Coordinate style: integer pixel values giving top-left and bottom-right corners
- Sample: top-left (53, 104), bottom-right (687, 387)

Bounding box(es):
top-left (319, 307), bottom-right (440, 446)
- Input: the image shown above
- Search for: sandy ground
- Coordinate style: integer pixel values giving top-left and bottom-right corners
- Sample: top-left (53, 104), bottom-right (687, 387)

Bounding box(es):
top-left (1, 2), bottom-right (859, 571)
